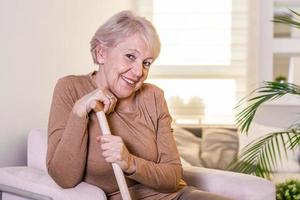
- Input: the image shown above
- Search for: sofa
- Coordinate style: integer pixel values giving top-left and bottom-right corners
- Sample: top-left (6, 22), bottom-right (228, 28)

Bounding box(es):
top-left (0, 129), bottom-right (275, 200)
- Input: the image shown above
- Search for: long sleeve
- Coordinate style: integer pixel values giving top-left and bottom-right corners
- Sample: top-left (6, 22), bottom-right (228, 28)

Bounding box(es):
top-left (126, 90), bottom-right (184, 193)
top-left (46, 78), bottom-right (89, 188)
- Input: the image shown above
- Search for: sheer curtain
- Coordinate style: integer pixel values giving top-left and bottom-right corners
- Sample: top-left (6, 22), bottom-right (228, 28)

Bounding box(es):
top-left (134, 0), bottom-right (249, 126)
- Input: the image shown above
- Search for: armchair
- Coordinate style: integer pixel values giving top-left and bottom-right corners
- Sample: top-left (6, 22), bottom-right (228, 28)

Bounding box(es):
top-left (0, 129), bottom-right (275, 200)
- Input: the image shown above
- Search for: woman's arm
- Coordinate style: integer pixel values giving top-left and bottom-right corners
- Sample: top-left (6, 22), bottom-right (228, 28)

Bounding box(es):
top-left (46, 78), bottom-right (89, 188)
top-left (126, 90), bottom-right (184, 193)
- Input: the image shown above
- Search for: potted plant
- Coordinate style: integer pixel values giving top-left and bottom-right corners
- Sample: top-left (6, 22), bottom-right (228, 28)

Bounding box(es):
top-left (276, 179), bottom-right (300, 200)
top-left (230, 9), bottom-right (300, 178)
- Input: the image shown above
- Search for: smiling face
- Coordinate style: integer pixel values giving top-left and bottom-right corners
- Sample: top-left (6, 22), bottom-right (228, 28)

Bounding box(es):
top-left (97, 33), bottom-right (154, 99)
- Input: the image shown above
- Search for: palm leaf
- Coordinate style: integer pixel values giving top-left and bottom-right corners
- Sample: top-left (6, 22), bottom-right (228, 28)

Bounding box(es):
top-left (233, 9), bottom-right (300, 178)
top-left (272, 9), bottom-right (300, 29)
top-left (229, 131), bottom-right (299, 178)
top-left (290, 9), bottom-right (300, 18)
top-left (288, 125), bottom-right (300, 149)
top-left (233, 81), bottom-right (300, 178)
top-left (235, 81), bottom-right (300, 134)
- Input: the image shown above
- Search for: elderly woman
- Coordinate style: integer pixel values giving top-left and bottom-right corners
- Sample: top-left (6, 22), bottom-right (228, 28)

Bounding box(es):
top-left (46, 10), bottom-right (232, 200)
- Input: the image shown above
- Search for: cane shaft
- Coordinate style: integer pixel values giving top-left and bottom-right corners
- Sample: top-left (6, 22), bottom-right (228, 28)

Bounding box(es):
top-left (96, 110), bottom-right (132, 200)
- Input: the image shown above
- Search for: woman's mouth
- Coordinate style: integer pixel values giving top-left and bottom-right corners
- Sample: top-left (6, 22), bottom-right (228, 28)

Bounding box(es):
top-left (121, 75), bottom-right (137, 86)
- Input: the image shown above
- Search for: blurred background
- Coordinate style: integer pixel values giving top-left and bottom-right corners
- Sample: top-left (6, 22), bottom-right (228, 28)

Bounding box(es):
top-left (0, 0), bottom-right (299, 168)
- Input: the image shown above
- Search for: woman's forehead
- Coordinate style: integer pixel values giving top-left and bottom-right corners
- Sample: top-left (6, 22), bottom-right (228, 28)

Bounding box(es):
top-left (116, 35), bottom-right (154, 57)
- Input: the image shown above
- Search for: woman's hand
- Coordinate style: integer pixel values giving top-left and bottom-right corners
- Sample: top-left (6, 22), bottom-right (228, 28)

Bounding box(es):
top-left (96, 135), bottom-right (136, 174)
top-left (73, 89), bottom-right (117, 117)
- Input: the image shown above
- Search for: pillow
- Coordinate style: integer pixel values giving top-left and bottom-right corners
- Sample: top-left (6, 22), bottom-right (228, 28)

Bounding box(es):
top-left (172, 126), bottom-right (204, 167)
top-left (200, 128), bottom-right (239, 170)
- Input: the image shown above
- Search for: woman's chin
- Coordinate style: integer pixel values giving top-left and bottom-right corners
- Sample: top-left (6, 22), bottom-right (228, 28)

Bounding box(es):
top-left (114, 83), bottom-right (142, 99)
top-left (115, 90), bottom-right (135, 100)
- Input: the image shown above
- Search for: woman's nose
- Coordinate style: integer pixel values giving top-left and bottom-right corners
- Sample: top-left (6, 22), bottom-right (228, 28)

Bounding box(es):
top-left (131, 63), bottom-right (143, 78)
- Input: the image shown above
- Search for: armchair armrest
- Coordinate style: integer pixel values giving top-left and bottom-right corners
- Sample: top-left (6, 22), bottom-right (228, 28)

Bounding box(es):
top-left (0, 184), bottom-right (52, 200)
top-left (183, 166), bottom-right (275, 200)
top-left (0, 167), bottom-right (107, 200)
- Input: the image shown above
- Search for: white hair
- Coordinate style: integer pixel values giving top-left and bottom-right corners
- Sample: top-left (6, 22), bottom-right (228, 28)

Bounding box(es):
top-left (90, 10), bottom-right (161, 64)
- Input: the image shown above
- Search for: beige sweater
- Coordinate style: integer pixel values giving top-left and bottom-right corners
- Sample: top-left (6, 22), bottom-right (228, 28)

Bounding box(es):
top-left (46, 72), bottom-right (187, 200)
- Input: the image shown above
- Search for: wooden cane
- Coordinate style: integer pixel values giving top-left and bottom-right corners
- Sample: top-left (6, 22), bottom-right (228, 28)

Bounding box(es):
top-left (94, 103), bottom-right (132, 200)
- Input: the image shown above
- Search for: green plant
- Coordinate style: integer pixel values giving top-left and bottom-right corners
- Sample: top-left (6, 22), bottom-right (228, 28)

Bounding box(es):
top-left (275, 75), bottom-right (287, 83)
top-left (230, 82), bottom-right (300, 178)
top-left (276, 179), bottom-right (300, 200)
top-left (272, 9), bottom-right (300, 29)
top-left (230, 9), bottom-right (300, 178)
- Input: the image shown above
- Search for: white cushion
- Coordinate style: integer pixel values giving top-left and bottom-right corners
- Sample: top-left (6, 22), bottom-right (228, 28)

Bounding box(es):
top-left (2, 193), bottom-right (31, 200)
top-left (27, 129), bottom-right (47, 170)
top-left (0, 166), bottom-right (107, 200)
top-left (173, 126), bottom-right (204, 167)
top-left (173, 126), bottom-right (239, 169)
top-left (183, 166), bottom-right (276, 200)
top-left (200, 128), bottom-right (239, 169)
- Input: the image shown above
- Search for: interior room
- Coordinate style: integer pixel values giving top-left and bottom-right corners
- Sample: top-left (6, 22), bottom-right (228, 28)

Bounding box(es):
top-left (0, 0), bottom-right (299, 199)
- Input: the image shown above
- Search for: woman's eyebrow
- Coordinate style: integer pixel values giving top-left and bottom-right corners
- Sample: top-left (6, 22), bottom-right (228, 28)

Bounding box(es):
top-left (123, 48), bottom-right (153, 60)
top-left (145, 57), bottom-right (154, 60)
top-left (124, 48), bottom-right (140, 53)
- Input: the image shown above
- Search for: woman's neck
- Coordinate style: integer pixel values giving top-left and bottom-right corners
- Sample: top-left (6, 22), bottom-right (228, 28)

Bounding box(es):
top-left (115, 95), bottom-right (136, 112)
top-left (94, 67), bottom-right (108, 90)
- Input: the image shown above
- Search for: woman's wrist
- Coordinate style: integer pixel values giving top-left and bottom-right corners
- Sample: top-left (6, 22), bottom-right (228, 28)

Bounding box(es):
top-left (124, 154), bottom-right (136, 175)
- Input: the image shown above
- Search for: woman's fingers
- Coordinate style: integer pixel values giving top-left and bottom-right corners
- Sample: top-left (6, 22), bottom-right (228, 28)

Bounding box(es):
top-left (73, 88), bottom-right (117, 117)
top-left (97, 135), bottom-right (130, 170)
top-left (88, 89), bottom-right (117, 114)
top-left (101, 135), bottom-right (121, 142)
top-left (100, 136), bottom-right (122, 151)
top-left (102, 149), bottom-right (122, 160)
top-left (103, 155), bottom-right (119, 163)
top-left (104, 92), bottom-right (117, 114)
top-left (95, 89), bottom-right (117, 114)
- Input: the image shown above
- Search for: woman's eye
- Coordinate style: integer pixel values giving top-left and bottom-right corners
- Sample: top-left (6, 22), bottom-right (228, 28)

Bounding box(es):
top-left (126, 54), bottom-right (136, 61)
top-left (143, 61), bottom-right (152, 68)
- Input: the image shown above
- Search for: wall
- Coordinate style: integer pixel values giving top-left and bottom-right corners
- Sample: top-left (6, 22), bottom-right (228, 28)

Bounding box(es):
top-left (0, 0), bottom-right (132, 167)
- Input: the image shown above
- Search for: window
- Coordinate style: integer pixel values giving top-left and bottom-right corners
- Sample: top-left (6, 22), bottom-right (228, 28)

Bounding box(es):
top-left (150, 79), bottom-right (236, 125)
top-left (153, 0), bottom-right (232, 66)
top-left (135, 0), bottom-right (248, 126)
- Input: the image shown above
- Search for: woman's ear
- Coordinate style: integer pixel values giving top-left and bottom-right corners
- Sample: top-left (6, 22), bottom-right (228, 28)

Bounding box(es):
top-left (96, 45), bottom-right (106, 65)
